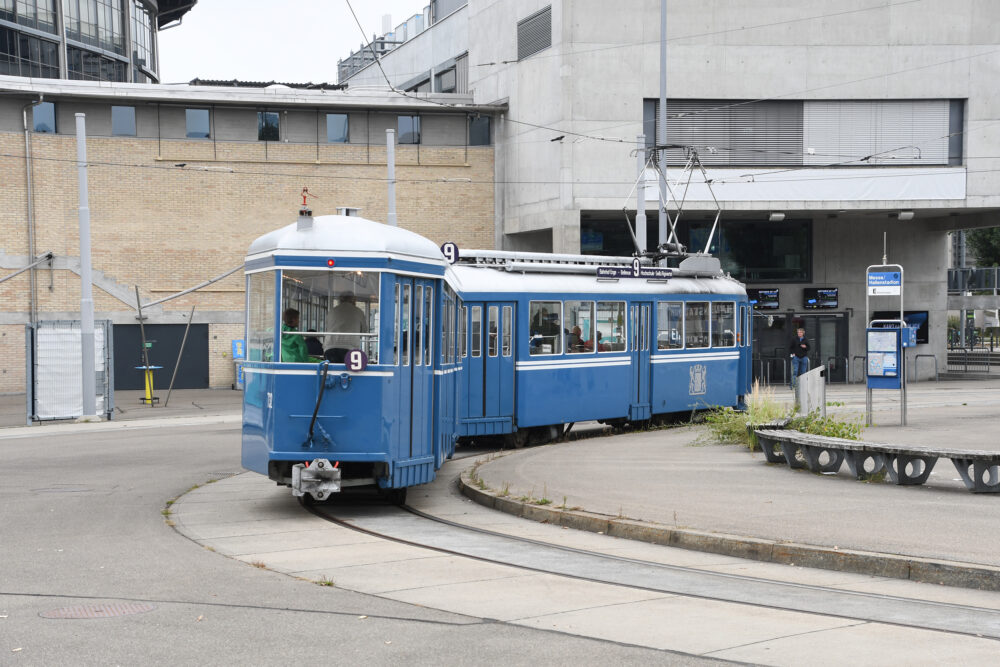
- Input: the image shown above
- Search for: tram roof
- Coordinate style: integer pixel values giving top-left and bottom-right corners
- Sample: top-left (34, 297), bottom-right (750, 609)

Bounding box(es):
top-left (448, 264), bottom-right (746, 297)
top-left (246, 215), bottom-right (448, 266)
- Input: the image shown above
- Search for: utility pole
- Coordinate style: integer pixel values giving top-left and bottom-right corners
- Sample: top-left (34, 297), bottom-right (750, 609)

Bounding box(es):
top-left (657, 0), bottom-right (668, 263)
top-left (636, 135), bottom-right (646, 253)
top-left (75, 113), bottom-right (96, 417)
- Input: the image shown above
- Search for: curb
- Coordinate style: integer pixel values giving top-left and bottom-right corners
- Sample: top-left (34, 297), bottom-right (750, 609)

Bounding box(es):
top-left (459, 469), bottom-right (1000, 592)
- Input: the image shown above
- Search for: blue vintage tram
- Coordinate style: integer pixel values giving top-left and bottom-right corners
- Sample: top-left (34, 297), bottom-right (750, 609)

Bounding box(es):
top-left (241, 210), bottom-right (752, 500)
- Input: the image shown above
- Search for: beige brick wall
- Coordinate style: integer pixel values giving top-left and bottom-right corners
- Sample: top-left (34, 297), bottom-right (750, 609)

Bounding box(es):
top-left (0, 132), bottom-right (495, 393)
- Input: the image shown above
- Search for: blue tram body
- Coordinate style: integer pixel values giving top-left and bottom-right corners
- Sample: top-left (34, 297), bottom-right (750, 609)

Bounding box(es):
top-left (241, 212), bottom-right (752, 500)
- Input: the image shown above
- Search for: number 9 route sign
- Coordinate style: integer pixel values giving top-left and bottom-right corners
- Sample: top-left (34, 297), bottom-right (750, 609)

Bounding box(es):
top-left (346, 349), bottom-right (368, 372)
top-left (441, 242), bottom-right (459, 264)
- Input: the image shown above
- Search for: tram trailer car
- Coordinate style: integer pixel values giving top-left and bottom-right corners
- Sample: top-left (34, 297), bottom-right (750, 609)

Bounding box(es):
top-left (241, 211), bottom-right (752, 501)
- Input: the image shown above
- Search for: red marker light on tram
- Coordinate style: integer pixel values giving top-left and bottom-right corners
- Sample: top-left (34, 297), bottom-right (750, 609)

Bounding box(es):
top-left (327, 259), bottom-right (335, 267)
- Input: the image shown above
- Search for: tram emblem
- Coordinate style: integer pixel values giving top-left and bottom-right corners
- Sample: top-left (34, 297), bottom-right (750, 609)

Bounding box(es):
top-left (689, 364), bottom-right (707, 396)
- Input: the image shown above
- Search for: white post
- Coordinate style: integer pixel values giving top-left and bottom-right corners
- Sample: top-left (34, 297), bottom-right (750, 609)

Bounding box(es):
top-left (75, 113), bottom-right (96, 417)
top-left (636, 135), bottom-right (646, 254)
top-left (386, 128), bottom-right (397, 226)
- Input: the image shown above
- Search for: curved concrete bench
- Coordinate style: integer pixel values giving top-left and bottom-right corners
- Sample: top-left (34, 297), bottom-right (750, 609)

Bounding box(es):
top-left (754, 428), bottom-right (1000, 493)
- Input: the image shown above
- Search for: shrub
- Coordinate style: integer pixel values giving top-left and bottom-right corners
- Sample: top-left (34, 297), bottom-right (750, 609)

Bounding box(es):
top-left (701, 381), bottom-right (788, 447)
top-left (699, 380), bottom-right (864, 447)
top-left (788, 411), bottom-right (864, 440)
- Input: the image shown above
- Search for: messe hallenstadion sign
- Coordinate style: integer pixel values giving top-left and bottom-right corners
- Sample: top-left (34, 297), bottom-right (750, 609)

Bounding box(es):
top-left (867, 271), bottom-right (902, 295)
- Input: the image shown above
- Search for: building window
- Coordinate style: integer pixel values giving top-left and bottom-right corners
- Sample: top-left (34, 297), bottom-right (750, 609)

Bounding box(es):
top-left (469, 115), bottom-right (490, 146)
top-left (32, 100), bottom-right (55, 132)
top-left (64, 0), bottom-right (125, 55)
top-left (0, 27), bottom-right (59, 78)
top-left (130, 0), bottom-right (155, 73)
top-left (435, 68), bottom-right (456, 93)
top-left (326, 113), bottom-right (348, 143)
top-left (185, 108), bottom-right (210, 138)
top-left (5, 0), bottom-right (57, 34)
top-left (517, 6), bottom-right (551, 60)
top-left (111, 105), bottom-right (135, 136)
top-left (683, 219), bottom-right (811, 284)
top-left (398, 115), bottom-right (421, 144)
top-left (67, 46), bottom-right (127, 81)
top-left (258, 111), bottom-right (279, 141)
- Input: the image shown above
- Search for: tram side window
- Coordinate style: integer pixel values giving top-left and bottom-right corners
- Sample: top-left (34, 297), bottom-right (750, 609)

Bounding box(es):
top-left (712, 302), bottom-right (736, 347)
top-left (415, 286), bottom-right (424, 367)
top-left (424, 287), bottom-right (433, 366)
top-left (657, 302), bottom-right (683, 350)
top-left (401, 285), bottom-right (411, 366)
top-left (488, 306), bottom-right (499, 356)
top-left (685, 302), bottom-right (709, 348)
top-left (471, 306), bottom-right (482, 357)
top-left (247, 272), bottom-right (275, 361)
top-left (565, 301), bottom-right (594, 354)
top-left (502, 305), bottom-right (512, 356)
top-left (596, 301), bottom-right (626, 353)
top-left (393, 284), bottom-right (400, 365)
top-left (459, 304), bottom-right (467, 357)
top-left (529, 301), bottom-right (562, 355)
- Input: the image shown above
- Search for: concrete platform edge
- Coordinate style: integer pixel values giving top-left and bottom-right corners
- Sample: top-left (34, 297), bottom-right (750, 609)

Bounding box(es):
top-left (459, 470), bottom-right (1000, 592)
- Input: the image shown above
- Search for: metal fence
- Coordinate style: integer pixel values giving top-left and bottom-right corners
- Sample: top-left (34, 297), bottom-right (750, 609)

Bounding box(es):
top-left (948, 267), bottom-right (1000, 295)
top-left (946, 349), bottom-right (993, 374)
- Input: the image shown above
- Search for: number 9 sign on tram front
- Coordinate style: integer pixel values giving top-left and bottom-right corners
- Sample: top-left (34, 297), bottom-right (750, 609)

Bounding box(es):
top-left (632, 257), bottom-right (641, 277)
top-left (441, 242), bottom-right (459, 264)
top-left (346, 349), bottom-right (368, 372)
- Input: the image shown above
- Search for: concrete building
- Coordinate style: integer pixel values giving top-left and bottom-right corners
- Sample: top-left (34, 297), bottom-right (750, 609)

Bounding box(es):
top-left (341, 0), bottom-right (1000, 380)
top-left (0, 0), bottom-right (194, 83)
top-left (0, 75), bottom-right (499, 396)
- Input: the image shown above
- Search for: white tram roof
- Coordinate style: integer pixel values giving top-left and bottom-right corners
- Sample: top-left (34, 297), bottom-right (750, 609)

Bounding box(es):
top-left (448, 264), bottom-right (746, 297)
top-left (246, 215), bottom-right (448, 266)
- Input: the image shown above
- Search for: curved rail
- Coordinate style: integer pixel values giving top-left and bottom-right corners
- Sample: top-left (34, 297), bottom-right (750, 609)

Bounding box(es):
top-left (299, 488), bottom-right (1000, 640)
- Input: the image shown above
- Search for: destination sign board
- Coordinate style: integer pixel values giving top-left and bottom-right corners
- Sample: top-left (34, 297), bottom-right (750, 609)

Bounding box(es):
top-left (597, 262), bottom-right (672, 279)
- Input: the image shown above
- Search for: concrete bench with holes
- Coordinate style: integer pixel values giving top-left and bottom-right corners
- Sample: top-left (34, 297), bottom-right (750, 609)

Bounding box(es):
top-left (753, 428), bottom-right (1000, 493)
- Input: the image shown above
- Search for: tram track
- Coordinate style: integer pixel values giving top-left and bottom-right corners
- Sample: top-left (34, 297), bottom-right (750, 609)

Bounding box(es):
top-left (300, 479), bottom-right (1000, 641)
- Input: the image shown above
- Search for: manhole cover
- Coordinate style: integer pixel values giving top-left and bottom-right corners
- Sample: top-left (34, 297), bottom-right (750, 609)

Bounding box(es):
top-left (40, 602), bottom-right (156, 619)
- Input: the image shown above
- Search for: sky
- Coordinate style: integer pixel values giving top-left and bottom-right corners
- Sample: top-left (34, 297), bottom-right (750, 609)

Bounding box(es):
top-left (158, 1), bottom-right (427, 84)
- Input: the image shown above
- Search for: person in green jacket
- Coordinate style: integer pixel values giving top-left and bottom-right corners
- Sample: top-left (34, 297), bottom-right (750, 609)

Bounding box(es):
top-left (281, 308), bottom-right (311, 363)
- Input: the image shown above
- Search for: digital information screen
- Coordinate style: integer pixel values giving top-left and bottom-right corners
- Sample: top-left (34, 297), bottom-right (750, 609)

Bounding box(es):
top-left (804, 287), bottom-right (838, 309)
top-left (747, 288), bottom-right (779, 309)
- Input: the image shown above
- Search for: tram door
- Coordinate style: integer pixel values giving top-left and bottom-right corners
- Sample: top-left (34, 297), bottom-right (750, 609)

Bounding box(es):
top-left (629, 302), bottom-right (652, 421)
top-left (464, 301), bottom-right (515, 431)
top-left (397, 278), bottom-right (435, 459)
top-left (738, 305), bottom-right (751, 394)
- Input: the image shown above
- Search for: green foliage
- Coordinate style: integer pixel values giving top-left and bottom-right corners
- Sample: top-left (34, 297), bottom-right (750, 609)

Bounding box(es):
top-left (966, 227), bottom-right (1000, 267)
top-left (699, 380), bottom-right (864, 447)
top-left (701, 380), bottom-right (789, 447)
top-left (787, 411), bottom-right (864, 440)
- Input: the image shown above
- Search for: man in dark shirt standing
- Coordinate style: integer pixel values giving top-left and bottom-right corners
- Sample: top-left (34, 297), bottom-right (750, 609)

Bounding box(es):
top-left (790, 327), bottom-right (810, 387)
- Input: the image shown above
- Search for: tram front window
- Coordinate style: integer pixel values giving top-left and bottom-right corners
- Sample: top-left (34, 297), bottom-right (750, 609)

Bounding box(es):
top-left (280, 270), bottom-right (380, 364)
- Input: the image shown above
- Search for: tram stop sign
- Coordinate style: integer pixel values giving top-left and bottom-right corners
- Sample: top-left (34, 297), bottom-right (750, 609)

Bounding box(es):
top-left (867, 271), bottom-right (901, 295)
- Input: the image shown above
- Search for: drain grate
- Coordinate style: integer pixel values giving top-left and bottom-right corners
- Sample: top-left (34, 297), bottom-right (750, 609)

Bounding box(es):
top-left (40, 602), bottom-right (156, 619)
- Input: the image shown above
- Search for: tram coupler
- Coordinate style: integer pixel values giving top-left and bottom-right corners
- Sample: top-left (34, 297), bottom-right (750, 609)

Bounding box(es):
top-left (291, 459), bottom-right (341, 500)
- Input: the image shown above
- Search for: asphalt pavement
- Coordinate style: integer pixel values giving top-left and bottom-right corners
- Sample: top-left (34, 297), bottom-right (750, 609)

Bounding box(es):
top-left (3, 379), bottom-right (1000, 663)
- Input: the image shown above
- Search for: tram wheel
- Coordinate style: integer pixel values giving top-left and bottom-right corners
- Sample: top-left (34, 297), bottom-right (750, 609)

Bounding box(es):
top-left (381, 487), bottom-right (407, 505)
top-left (505, 430), bottom-right (529, 449)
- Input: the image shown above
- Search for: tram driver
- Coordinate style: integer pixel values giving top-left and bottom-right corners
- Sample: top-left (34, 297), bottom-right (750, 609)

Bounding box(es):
top-left (325, 293), bottom-right (368, 363)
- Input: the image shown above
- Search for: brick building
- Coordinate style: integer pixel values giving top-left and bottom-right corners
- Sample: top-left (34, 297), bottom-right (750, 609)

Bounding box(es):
top-left (0, 76), bottom-right (500, 394)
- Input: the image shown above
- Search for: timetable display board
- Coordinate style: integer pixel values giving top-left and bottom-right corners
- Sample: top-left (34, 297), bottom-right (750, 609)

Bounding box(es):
top-left (867, 328), bottom-right (901, 384)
